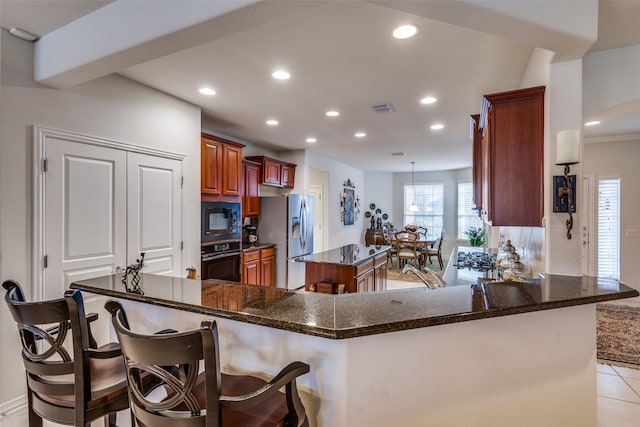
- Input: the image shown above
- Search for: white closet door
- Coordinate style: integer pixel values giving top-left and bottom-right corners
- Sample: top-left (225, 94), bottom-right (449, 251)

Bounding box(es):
top-left (44, 138), bottom-right (127, 300)
top-left (127, 152), bottom-right (182, 277)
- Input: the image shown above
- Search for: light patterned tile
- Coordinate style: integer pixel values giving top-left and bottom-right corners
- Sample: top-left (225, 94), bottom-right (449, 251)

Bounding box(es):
top-left (598, 373), bottom-right (640, 403)
top-left (613, 365), bottom-right (640, 380)
top-left (598, 363), bottom-right (617, 375)
top-left (598, 396), bottom-right (640, 427)
top-left (623, 377), bottom-right (640, 398)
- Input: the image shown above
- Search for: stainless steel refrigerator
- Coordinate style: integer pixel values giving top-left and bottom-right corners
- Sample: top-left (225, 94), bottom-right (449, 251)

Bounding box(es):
top-left (258, 194), bottom-right (313, 289)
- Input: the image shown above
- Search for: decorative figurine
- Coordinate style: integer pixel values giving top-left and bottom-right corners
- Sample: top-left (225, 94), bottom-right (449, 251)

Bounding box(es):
top-left (121, 252), bottom-right (145, 294)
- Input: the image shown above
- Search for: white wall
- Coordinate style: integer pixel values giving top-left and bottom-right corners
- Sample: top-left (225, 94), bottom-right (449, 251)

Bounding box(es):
top-left (0, 33), bottom-right (202, 404)
top-left (583, 139), bottom-right (640, 290)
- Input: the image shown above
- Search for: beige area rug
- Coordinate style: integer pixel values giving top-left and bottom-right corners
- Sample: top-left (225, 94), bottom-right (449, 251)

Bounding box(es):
top-left (596, 302), bottom-right (640, 367)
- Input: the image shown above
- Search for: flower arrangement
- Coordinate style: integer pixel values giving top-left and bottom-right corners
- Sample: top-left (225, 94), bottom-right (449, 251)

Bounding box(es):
top-left (464, 227), bottom-right (486, 247)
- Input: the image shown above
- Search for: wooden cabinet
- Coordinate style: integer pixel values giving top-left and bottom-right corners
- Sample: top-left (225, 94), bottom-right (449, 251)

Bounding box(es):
top-left (244, 156), bottom-right (296, 189)
top-left (242, 246), bottom-right (275, 286)
top-left (476, 86), bottom-right (545, 226)
top-left (201, 133), bottom-right (244, 199)
top-left (242, 159), bottom-right (260, 217)
top-left (470, 114), bottom-right (483, 211)
top-left (365, 229), bottom-right (386, 246)
top-left (304, 250), bottom-right (388, 293)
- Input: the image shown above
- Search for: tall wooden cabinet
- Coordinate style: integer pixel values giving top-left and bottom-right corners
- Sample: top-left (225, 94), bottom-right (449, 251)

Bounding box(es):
top-left (476, 86), bottom-right (545, 227)
top-left (201, 133), bottom-right (244, 199)
top-left (242, 159), bottom-right (260, 217)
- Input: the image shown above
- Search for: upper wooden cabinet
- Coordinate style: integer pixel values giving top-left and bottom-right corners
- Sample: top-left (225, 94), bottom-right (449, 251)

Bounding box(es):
top-left (245, 156), bottom-right (296, 189)
top-left (470, 114), bottom-right (483, 210)
top-left (477, 86), bottom-right (545, 227)
top-left (201, 133), bottom-right (244, 199)
top-left (242, 159), bottom-right (260, 218)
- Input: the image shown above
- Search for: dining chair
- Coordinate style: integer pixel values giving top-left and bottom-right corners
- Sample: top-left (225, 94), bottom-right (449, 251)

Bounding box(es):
top-left (394, 231), bottom-right (420, 269)
top-left (426, 229), bottom-right (446, 269)
top-left (105, 299), bottom-right (311, 427)
top-left (2, 280), bottom-right (130, 427)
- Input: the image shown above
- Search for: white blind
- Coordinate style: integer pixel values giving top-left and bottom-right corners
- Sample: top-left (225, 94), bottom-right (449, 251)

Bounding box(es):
top-left (457, 181), bottom-right (483, 239)
top-left (404, 183), bottom-right (444, 239)
top-left (597, 178), bottom-right (620, 279)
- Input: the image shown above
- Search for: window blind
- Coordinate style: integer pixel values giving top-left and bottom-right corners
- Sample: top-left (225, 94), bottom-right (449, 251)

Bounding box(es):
top-left (597, 178), bottom-right (620, 279)
top-left (404, 183), bottom-right (444, 239)
top-left (457, 181), bottom-right (483, 239)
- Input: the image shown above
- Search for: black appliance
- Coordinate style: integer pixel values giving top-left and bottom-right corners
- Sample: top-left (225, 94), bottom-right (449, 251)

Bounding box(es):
top-left (201, 241), bottom-right (241, 281)
top-left (201, 201), bottom-right (240, 243)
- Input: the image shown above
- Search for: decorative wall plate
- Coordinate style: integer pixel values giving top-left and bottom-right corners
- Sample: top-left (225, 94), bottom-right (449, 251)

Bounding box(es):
top-left (369, 203), bottom-right (376, 210)
top-left (365, 211), bottom-right (372, 218)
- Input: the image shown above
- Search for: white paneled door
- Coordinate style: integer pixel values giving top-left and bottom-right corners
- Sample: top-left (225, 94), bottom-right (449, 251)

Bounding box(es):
top-left (37, 128), bottom-right (183, 300)
top-left (127, 152), bottom-right (182, 275)
top-left (44, 138), bottom-right (128, 300)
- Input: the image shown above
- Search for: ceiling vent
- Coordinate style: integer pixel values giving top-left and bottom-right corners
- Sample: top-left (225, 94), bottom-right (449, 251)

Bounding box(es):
top-left (371, 103), bottom-right (396, 113)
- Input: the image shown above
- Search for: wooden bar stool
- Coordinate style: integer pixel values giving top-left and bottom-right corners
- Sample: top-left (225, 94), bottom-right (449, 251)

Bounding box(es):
top-left (105, 300), bottom-right (311, 427)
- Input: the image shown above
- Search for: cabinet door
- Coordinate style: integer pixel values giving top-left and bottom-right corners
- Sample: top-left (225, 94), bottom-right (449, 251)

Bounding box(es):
top-left (243, 259), bottom-right (260, 285)
top-left (356, 270), bottom-right (375, 292)
top-left (470, 114), bottom-right (483, 210)
top-left (201, 137), bottom-right (221, 195)
top-left (281, 164), bottom-right (295, 188)
top-left (260, 255), bottom-right (275, 287)
top-left (222, 144), bottom-right (242, 196)
top-left (243, 162), bottom-right (260, 217)
top-left (374, 262), bottom-right (387, 292)
top-left (486, 86), bottom-right (544, 226)
top-left (262, 158), bottom-right (281, 186)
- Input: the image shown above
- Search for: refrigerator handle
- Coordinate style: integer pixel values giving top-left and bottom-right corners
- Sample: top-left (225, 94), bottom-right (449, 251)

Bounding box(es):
top-left (300, 198), bottom-right (307, 251)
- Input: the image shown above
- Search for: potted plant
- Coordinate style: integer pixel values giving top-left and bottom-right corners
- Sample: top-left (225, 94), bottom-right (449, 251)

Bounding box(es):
top-left (464, 226), bottom-right (487, 247)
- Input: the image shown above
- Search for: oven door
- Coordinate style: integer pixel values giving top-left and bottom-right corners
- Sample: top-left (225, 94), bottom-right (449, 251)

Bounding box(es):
top-left (201, 251), bottom-right (241, 282)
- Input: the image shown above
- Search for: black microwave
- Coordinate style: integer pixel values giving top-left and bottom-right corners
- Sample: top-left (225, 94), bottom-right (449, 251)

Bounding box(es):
top-left (201, 201), bottom-right (241, 242)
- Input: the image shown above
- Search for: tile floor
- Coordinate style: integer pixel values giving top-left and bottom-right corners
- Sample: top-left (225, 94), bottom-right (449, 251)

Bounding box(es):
top-left (597, 363), bottom-right (640, 426)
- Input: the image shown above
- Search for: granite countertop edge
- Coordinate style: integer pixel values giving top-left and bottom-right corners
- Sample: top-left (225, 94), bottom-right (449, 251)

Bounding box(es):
top-left (72, 279), bottom-right (638, 340)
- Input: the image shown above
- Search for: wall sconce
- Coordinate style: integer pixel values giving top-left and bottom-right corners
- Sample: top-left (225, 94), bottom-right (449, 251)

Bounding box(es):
top-left (553, 130), bottom-right (580, 239)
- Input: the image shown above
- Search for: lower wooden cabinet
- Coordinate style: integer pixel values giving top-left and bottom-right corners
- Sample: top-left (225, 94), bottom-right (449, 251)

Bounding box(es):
top-left (305, 251), bottom-right (388, 294)
top-left (242, 246), bottom-right (275, 286)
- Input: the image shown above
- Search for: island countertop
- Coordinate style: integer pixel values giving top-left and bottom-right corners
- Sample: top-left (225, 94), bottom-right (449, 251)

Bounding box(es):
top-left (295, 243), bottom-right (390, 266)
top-left (71, 271), bottom-right (638, 340)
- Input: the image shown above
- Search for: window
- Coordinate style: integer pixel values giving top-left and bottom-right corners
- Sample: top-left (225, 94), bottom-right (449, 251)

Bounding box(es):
top-left (457, 181), bottom-right (483, 239)
top-left (597, 178), bottom-right (620, 279)
top-left (404, 183), bottom-right (443, 239)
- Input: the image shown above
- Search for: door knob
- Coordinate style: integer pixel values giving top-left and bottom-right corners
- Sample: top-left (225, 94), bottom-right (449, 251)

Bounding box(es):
top-left (115, 265), bottom-right (125, 273)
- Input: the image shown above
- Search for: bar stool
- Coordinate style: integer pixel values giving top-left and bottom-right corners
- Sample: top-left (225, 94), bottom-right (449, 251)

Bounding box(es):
top-left (105, 300), bottom-right (311, 427)
top-left (3, 280), bottom-right (130, 427)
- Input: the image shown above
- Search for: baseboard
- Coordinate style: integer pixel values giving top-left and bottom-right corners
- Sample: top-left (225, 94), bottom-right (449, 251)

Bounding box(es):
top-left (0, 394), bottom-right (27, 418)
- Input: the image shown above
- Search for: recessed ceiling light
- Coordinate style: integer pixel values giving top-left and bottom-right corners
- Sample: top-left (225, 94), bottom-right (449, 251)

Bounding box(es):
top-left (430, 123), bottom-right (445, 130)
top-left (354, 132), bottom-right (366, 138)
top-left (420, 96), bottom-right (437, 105)
top-left (393, 24), bottom-right (418, 39)
top-left (198, 87), bottom-right (216, 96)
top-left (584, 120), bottom-right (601, 126)
top-left (326, 110), bottom-right (339, 117)
top-left (272, 70), bottom-right (291, 80)
top-left (391, 152), bottom-right (406, 157)
top-left (306, 137), bottom-right (317, 143)
top-left (266, 119), bottom-right (279, 126)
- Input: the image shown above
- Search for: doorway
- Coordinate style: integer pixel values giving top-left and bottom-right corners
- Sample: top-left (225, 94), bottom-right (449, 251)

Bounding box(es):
top-left (308, 168), bottom-right (328, 253)
top-left (33, 126), bottom-right (185, 300)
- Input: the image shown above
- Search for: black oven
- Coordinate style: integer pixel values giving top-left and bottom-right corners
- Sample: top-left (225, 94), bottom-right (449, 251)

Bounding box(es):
top-left (201, 241), bottom-right (241, 282)
top-left (201, 201), bottom-right (241, 243)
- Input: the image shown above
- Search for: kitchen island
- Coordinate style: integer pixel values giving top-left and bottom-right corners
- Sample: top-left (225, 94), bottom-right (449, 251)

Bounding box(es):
top-left (72, 273), bottom-right (637, 427)
top-left (296, 243), bottom-right (390, 293)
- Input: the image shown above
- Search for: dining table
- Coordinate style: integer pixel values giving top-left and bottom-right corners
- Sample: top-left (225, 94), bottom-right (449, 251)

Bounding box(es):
top-left (386, 234), bottom-right (437, 269)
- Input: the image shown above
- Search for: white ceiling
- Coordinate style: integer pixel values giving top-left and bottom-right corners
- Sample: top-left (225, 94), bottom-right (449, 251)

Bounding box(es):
top-left (2, 0), bottom-right (640, 173)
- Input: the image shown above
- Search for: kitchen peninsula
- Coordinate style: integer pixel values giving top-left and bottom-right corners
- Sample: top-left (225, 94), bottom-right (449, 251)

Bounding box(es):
top-left (73, 272), bottom-right (637, 427)
top-left (296, 243), bottom-right (390, 293)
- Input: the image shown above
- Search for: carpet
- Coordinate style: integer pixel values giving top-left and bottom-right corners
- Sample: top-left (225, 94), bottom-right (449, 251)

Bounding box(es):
top-left (596, 302), bottom-right (640, 367)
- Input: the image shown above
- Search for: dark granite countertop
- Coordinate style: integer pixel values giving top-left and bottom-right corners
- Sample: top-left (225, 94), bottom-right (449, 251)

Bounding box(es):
top-left (295, 243), bottom-right (390, 266)
top-left (71, 271), bottom-right (638, 340)
top-left (242, 242), bottom-right (275, 251)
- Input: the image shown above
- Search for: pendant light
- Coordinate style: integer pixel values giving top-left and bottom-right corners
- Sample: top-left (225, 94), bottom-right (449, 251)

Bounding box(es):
top-left (408, 162), bottom-right (420, 212)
